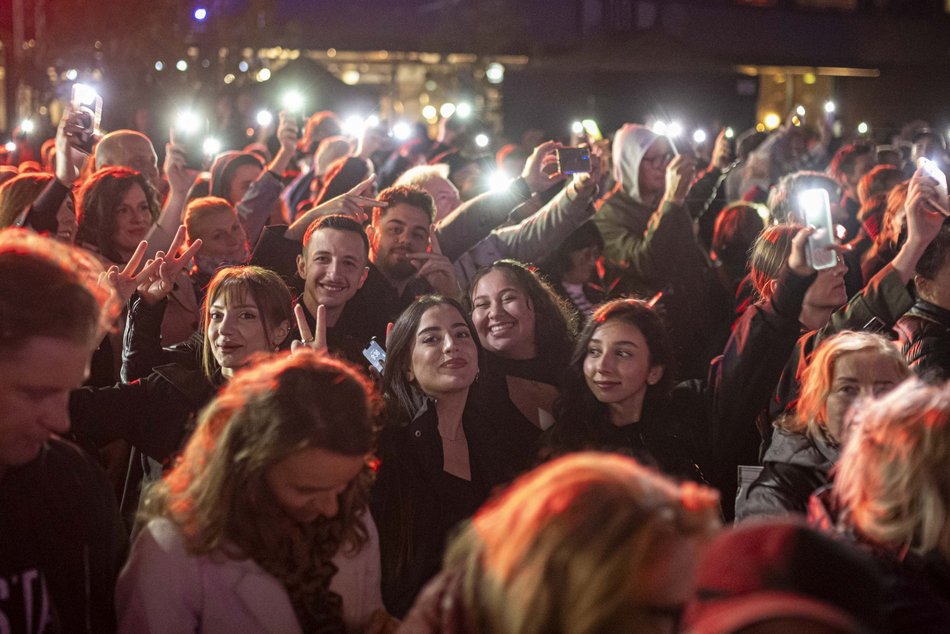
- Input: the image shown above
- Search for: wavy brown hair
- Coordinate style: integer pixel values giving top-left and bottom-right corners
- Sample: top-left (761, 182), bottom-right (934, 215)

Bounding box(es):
top-left (141, 352), bottom-right (379, 627)
top-left (76, 166), bottom-right (159, 263)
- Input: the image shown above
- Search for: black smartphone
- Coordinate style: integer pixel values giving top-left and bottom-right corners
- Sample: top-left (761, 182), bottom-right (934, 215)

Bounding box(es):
top-left (556, 147), bottom-right (591, 174)
top-left (362, 338), bottom-right (387, 374)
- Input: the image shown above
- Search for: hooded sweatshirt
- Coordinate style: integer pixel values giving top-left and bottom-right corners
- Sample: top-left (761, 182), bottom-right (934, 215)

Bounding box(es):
top-left (611, 123), bottom-right (661, 204)
top-left (206, 151), bottom-right (281, 248)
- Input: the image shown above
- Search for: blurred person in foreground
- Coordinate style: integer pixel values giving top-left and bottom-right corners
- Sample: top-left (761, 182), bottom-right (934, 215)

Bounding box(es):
top-left (401, 452), bottom-right (720, 633)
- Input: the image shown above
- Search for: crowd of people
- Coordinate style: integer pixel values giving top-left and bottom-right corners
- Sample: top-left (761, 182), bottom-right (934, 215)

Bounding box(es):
top-left (1, 97), bottom-right (949, 633)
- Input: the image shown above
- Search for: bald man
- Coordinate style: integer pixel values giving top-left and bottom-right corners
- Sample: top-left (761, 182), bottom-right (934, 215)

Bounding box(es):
top-left (95, 130), bottom-right (160, 190)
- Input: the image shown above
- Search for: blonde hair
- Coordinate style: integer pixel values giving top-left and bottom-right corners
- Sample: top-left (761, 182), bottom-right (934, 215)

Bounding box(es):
top-left (780, 331), bottom-right (909, 443)
top-left (833, 379), bottom-right (950, 558)
top-left (393, 163), bottom-right (451, 189)
top-left (444, 453), bottom-right (720, 634)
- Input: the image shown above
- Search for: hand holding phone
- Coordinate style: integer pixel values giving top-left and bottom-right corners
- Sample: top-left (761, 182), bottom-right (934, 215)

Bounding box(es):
top-left (70, 84), bottom-right (102, 154)
top-left (363, 338), bottom-right (387, 374)
top-left (555, 147), bottom-right (591, 174)
top-left (798, 189), bottom-right (837, 270)
top-left (915, 157), bottom-right (950, 216)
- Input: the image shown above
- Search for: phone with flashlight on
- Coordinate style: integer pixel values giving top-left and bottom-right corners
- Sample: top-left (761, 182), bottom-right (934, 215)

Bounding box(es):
top-left (916, 157), bottom-right (950, 216)
top-left (798, 189), bottom-right (838, 270)
top-left (173, 111), bottom-right (210, 170)
top-left (70, 84), bottom-right (102, 154)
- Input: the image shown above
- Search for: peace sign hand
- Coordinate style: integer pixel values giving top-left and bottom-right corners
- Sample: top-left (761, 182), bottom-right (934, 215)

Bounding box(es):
top-left (136, 225), bottom-right (203, 305)
top-left (291, 303), bottom-right (327, 354)
top-left (314, 173), bottom-right (383, 224)
top-left (103, 240), bottom-right (165, 305)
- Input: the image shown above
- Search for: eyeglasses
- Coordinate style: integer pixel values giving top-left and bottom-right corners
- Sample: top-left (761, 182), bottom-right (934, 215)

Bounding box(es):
top-left (642, 151), bottom-right (675, 167)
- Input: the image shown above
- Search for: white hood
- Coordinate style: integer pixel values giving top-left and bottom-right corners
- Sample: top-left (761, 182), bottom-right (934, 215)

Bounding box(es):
top-left (612, 123), bottom-right (663, 204)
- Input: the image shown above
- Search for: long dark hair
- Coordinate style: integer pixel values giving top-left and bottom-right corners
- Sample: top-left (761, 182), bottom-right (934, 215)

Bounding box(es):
top-left (76, 166), bottom-right (159, 263)
top-left (549, 299), bottom-right (673, 452)
top-left (381, 294), bottom-right (482, 420)
top-left (468, 259), bottom-right (578, 368)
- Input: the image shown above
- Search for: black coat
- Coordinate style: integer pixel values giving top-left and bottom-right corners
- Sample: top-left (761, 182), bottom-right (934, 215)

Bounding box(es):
top-left (895, 299), bottom-right (950, 382)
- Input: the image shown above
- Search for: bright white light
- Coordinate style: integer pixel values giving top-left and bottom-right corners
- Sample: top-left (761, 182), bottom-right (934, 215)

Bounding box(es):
top-left (256, 110), bottom-right (273, 127)
top-left (365, 115), bottom-right (380, 129)
top-left (65, 69), bottom-right (78, 80)
top-left (475, 133), bottom-right (490, 148)
top-left (223, 73), bottom-right (235, 84)
top-left (282, 90), bottom-right (304, 112)
top-left (824, 101), bottom-right (836, 114)
top-left (667, 121), bottom-right (683, 137)
top-left (194, 7), bottom-right (207, 20)
top-left (393, 121), bottom-right (412, 141)
top-left (796, 105), bottom-right (806, 117)
top-left (456, 102), bottom-right (473, 119)
top-left (572, 121), bottom-right (584, 134)
top-left (73, 84), bottom-right (98, 107)
top-left (422, 105), bottom-right (437, 120)
top-left (692, 129), bottom-right (707, 144)
top-left (238, 61), bottom-right (249, 72)
top-left (341, 70), bottom-right (360, 85)
top-left (764, 113), bottom-right (781, 130)
top-left (725, 127), bottom-right (735, 139)
top-left (651, 121), bottom-right (668, 135)
top-left (440, 103), bottom-right (456, 118)
top-left (485, 62), bottom-right (505, 84)
top-left (857, 121), bottom-right (869, 135)
top-left (20, 119), bottom-right (34, 134)
top-left (176, 59), bottom-right (188, 72)
top-left (202, 137), bottom-right (221, 156)
top-left (256, 68), bottom-right (271, 82)
top-left (342, 115), bottom-right (365, 138)
top-left (5, 141), bottom-right (16, 152)
top-left (176, 110), bottom-right (202, 134)
top-left (755, 204), bottom-right (770, 223)
top-left (154, 61), bottom-right (164, 71)
top-left (488, 171), bottom-right (509, 191)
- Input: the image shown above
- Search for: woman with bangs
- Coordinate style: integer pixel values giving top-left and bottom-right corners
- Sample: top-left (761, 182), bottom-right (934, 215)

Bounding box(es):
top-left (68, 266), bottom-right (293, 487)
top-left (117, 352), bottom-right (390, 632)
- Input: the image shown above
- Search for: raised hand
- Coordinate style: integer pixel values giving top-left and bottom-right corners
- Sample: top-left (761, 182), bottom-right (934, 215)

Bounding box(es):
top-left (276, 111), bottom-right (299, 156)
top-left (55, 105), bottom-right (85, 185)
top-left (710, 128), bottom-right (734, 170)
top-left (906, 168), bottom-right (948, 249)
top-left (164, 138), bottom-right (197, 196)
top-left (522, 140), bottom-right (568, 194)
top-left (572, 145), bottom-right (606, 199)
top-left (291, 303), bottom-right (327, 354)
top-left (103, 240), bottom-right (165, 304)
top-left (313, 173), bottom-right (382, 224)
top-left (664, 153), bottom-right (698, 206)
top-left (136, 225), bottom-right (203, 305)
top-left (410, 227), bottom-right (461, 298)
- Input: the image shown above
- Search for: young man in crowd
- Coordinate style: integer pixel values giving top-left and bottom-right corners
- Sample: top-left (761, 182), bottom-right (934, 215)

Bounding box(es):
top-left (0, 229), bottom-right (125, 632)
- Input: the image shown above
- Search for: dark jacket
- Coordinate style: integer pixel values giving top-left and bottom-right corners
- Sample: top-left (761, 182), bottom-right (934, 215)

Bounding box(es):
top-left (371, 399), bottom-right (491, 619)
top-left (735, 428), bottom-right (837, 521)
top-left (895, 298), bottom-right (950, 381)
top-left (809, 487), bottom-right (950, 632)
top-left (0, 439), bottom-right (127, 633)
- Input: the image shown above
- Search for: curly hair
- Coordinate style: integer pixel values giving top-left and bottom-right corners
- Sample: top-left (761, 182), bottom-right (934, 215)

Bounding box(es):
top-left (468, 259), bottom-right (578, 368)
top-left (373, 184), bottom-right (436, 224)
top-left (76, 166), bottom-right (159, 263)
top-left (141, 351), bottom-right (379, 629)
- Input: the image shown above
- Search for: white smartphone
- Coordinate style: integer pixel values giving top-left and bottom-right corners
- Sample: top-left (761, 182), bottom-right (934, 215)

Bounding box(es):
top-left (916, 157), bottom-right (950, 216)
top-left (798, 188), bottom-right (837, 270)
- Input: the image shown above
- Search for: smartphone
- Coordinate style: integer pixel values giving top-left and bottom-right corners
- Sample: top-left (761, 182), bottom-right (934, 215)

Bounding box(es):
top-left (556, 147), bottom-right (591, 174)
top-left (173, 112), bottom-right (210, 170)
top-left (70, 84), bottom-right (102, 154)
top-left (362, 338), bottom-right (387, 374)
top-left (798, 188), bottom-right (837, 270)
top-left (916, 157), bottom-right (950, 216)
